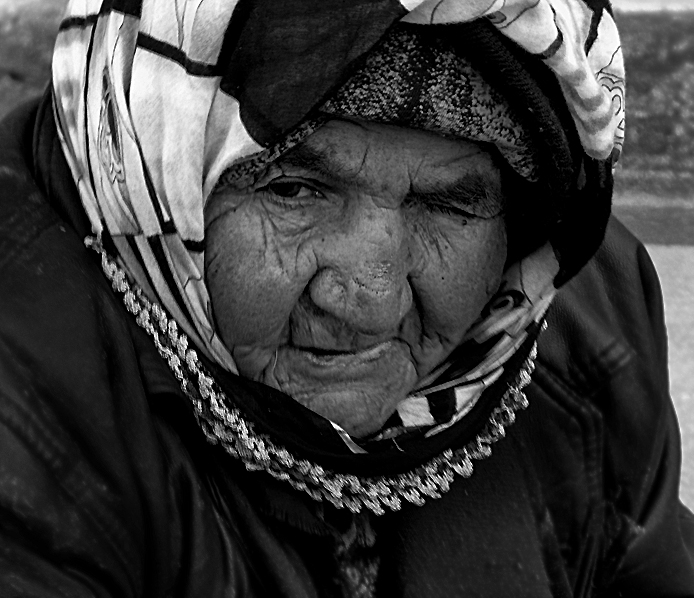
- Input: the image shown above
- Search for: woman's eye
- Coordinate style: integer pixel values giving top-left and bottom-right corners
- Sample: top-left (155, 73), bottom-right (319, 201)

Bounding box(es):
top-left (264, 181), bottom-right (321, 200)
top-left (405, 195), bottom-right (478, 222)
top-left (426, 202), bottom-right (476, 221)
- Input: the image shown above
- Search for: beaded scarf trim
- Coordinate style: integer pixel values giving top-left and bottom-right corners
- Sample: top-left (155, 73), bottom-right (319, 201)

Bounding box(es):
top-left (86, 236), bottom-right (537, 516)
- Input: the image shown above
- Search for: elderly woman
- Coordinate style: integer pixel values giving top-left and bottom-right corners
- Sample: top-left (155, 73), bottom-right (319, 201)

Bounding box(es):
top-left (0, 0), bottom-right (692, 596)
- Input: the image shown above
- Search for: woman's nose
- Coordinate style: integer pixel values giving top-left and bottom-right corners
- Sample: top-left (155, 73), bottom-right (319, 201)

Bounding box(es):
top-left (308, 201), bottom-right (414, 334)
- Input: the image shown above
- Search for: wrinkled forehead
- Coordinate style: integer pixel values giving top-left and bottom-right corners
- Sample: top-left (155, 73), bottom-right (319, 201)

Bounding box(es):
top-left (212, 118), bottom-right (507, 223)
top-left (270, 119), bottom-right (503, 194)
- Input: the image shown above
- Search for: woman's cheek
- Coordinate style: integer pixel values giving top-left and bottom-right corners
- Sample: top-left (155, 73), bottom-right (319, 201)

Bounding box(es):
top-left (209, 208), bottom-right (324, 353)
top-left (418, 218), bottom-right (507, 333)
top-left (206, 211), bottom-right (290, 347)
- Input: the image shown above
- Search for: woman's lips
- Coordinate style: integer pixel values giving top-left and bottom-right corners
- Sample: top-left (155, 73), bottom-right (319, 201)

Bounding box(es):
top-left (299, 341), bottom-right (393, 366)
top-left (275, 340), bottom-right (411, 383)
top-left (269, 340), bottom-right (418, 437)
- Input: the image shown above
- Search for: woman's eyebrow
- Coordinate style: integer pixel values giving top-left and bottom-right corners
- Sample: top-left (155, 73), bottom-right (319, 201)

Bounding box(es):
top-left (276, 144), bottom-right (350, 182)
top-left (277, 145), bottom-right (505, 214)
top-left (407, 172), bottom-right (505, 214)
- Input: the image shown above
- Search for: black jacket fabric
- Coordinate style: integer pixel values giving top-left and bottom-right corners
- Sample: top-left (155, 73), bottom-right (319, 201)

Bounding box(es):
top-left (0, 99), bottom-right (693, 597)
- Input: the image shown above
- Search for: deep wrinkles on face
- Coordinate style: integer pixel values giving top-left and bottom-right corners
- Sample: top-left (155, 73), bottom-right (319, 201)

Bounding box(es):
top-left (289, 296), bottom-right (394, 352)
top-left (400, 212), bottom-right (506, 374)
top-left (204, 120), bottom-right (508, 436)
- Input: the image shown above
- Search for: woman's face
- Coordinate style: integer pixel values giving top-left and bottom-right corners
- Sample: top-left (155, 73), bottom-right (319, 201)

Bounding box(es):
top-left (205, 120), bottom-right (507, 437)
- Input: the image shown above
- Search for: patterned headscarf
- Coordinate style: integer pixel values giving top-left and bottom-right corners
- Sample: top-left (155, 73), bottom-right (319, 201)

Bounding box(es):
top-left (52, 0), bottom-right (624, 447)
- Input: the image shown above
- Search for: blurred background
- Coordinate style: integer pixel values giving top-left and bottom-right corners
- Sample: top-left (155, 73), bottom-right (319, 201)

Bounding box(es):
top-left (1, 0), bottom-right (693, 506)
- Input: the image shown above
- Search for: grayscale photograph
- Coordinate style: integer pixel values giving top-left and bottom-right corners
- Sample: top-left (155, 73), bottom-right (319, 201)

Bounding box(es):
top-left (0, 0), bottom-right (692, 595)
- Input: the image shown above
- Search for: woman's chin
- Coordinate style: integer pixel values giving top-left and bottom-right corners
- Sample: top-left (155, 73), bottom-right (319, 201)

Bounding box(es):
top-left (263, 340), bottom-right (418, 437)
top-left (231, 345), bottom-right (278, 380)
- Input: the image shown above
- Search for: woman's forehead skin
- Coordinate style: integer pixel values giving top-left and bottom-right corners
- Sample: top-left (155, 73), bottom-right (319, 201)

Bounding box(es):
top-left (271, 119), bottom-right (502, 202)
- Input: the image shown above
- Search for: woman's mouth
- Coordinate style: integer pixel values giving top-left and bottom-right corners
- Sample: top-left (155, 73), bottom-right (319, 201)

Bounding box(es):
top-left (299, 341), bottom-right (393, 365)
top-left (267, 340), bottom-right (418, 437)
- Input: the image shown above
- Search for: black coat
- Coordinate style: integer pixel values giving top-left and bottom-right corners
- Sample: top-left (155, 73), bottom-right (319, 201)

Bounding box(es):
top-left (0, 99), bottom-right (692, 597)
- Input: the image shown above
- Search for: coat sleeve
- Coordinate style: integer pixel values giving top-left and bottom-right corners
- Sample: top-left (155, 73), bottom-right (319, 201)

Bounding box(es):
top-left (606, 400), bottom-right (694, 596)
top-left (0, 103), bottom-right (250, 597)
top-left (534, 217), bottom-right (694, 596)
top-left (0, 225), bottom-right (253, 598)
top-left (0, 248), bottom-right (147, 596)
top-left (598, 225), bottom-right (694, 596)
